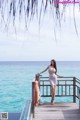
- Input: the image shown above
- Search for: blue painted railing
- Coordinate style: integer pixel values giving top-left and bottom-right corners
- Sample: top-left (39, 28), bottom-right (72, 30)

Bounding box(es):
top-left (19, 100), bottom-right (32, 120)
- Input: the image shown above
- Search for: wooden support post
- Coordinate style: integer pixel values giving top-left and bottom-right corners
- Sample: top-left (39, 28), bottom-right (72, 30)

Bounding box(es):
top-left (78, 88), bottom-right (80, 110)
top-left (79, 94), bottom-right (80, 110)
top-left (32, 74), bottom-right (40, 117)
top-left (32, 82), bottom-right (35, 118)
top-left (73, 77), bottom-right (76, 103)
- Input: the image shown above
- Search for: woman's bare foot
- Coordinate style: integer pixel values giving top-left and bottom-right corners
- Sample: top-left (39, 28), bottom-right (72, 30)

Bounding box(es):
top-left (51, 101), bottom-right (55, 105)
top-left (51, 98), bottom-right (54, 103)
top-left (51, 99), bottom-right (55, 105)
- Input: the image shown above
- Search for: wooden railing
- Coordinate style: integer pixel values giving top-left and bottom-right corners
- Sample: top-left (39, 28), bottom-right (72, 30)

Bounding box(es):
top-left (32, 76), bottom-right (80, 117)
top-left (40, 77), bottom-right (80, 102)
top-left (76, 77), bottom-right (80, 109)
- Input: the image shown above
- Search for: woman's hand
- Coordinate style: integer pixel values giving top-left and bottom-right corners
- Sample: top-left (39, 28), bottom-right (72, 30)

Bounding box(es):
top-left (59, 76), bottom-right (64, 78)
top-left (36, 73), bottom-right (42, 76)
top-left (37, 73), bottom-right (40, 75)
top-left (56, 74), bottom-right (64, 78)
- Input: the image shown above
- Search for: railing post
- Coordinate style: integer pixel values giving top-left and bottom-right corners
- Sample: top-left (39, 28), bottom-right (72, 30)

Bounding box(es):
top-left (32, 82), bottom-right (35, 118)
top-left (36, 74), bottom-right (40, 88)
top-left (79, 89), bottom-right (80, 110)
top-left (31, 74), bottom-right (40, 118)
top-left (78, 87), bottom-right (80, 110)
top-left (73, 77), bottom-right (76, 103)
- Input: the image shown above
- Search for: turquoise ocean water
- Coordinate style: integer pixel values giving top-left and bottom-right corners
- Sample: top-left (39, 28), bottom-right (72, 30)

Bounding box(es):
top-left (0, 61), bottom-right (80, 112)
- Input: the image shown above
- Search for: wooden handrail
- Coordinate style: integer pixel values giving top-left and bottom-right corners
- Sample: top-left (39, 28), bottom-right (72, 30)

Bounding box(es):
top-left (40, 80), bottom-right (73, 82)
top-left (75, 77), bottom-right (80, 81)
top-left (39, 76), bottom-right (80, 102)
top-left (40, 76), bottom-right (76, 78)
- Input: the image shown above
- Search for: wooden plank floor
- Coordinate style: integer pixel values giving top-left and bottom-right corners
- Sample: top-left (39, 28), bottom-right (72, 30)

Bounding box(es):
top-left (33, 103), bottom-right (80, 120)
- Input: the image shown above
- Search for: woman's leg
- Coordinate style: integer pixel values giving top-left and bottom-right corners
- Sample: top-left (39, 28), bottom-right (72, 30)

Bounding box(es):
top-left (51, 85), bottom-right (54, 103)
top-left (51, 84), bottom-right (56, 103)
top-left (53, 85), bottom-right (56, 101)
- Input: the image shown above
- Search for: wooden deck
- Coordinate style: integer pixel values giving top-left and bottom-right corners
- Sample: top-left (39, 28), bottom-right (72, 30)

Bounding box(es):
top-left (33, 102), bottom-right (80, 120)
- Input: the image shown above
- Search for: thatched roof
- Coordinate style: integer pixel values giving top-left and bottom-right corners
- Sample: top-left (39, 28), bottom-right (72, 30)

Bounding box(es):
top-left (0, 0), bottom-right (64, 26)
top-left (0, 0), bottom-right (79, 33)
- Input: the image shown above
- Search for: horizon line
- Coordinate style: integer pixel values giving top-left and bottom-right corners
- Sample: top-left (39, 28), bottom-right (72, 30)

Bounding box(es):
top-left (0, 60), bottom-right (80, 62)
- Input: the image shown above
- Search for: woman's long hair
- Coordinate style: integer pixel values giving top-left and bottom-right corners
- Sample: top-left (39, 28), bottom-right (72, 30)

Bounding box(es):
top-left (50, 59), bottom-right (57, 73)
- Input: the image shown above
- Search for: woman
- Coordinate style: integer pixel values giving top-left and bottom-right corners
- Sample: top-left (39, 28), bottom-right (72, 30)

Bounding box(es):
top-left (38, 59), bottom-right (63, 105)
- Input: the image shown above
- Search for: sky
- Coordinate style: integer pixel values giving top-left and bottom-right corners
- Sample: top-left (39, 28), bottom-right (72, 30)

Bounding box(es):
top-left (0, 4), bottom-right (80, 61)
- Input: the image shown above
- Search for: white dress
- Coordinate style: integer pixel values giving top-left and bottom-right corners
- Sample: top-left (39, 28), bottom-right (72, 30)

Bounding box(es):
top-left (48, 67), bottom-right (57, 85)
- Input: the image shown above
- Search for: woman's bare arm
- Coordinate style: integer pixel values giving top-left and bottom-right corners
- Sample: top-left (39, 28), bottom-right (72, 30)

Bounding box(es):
top-left (56, 73), bottom-right (64, 78)
top-left (39, 66), bottom-right (49, 74)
